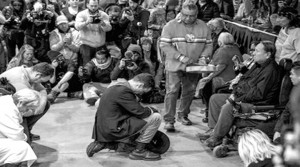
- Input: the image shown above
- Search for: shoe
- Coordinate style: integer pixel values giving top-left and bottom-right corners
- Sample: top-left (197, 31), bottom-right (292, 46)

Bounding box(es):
top-left (68, 91), bottom-right (83, 99)
top-left (129, 149), bottom-right (161, 161)
top-left (86, 141), bottom-right (106, 157)
top-left (86, 97), bottom-right (99, 106)
top-left (202, 117), bottom-right (208, 123)
top-left (204, 136), bottom-right (223, 148)
top-left (30, 133), bottom-right (40, 141)
top-left (164, 122), bottom-right (175, 132)
top-left (177, 117), bottom-right (192, 125)
top-left (196, 128), bottom-right (214, 140)
top-left (47, 90), bottom-right (60, 103)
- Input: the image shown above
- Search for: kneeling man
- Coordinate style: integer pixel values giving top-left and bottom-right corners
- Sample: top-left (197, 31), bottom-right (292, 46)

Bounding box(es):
top-left (87, 73), bottom-right (162, 161)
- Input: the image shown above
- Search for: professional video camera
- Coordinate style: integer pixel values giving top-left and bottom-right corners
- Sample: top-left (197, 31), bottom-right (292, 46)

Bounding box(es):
top-left (90, 12), bottom-right (102, 24)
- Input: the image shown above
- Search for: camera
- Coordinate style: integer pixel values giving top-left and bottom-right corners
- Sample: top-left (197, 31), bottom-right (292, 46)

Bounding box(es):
top-left (110, 15), bottom-right (119, 23)
top-left (55, 54), bottom-right (65, 64)
top-left (123, 7), bottom-right (133, 16)
top-left (124, 51), bottom-right (134, 66)
top-left (90, 13), bottom-right (102, 24)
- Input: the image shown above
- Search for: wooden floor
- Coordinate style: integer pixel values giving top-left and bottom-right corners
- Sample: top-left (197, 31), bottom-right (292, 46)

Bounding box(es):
top-left (31, 94), bottom-right (243, 167)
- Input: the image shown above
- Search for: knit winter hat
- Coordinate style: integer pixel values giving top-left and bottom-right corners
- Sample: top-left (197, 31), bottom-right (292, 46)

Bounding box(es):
top-left (56, 15), bottom-right (68, 26)
top-left (131, 0), bottom-right (140, 3)
top-left (127, 44), bottom-right (142, 56)
top-left (47, 50), bottom-right (63, 62)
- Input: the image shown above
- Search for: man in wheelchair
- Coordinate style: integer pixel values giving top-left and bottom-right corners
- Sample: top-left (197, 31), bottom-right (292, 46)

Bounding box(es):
top-left (198, 41), bottom-right (284, 148)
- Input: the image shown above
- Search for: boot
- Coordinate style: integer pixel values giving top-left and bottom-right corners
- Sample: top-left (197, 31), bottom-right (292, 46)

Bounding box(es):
top-left (47, 90), bottom-right (60, 104)
top-left (86, 141), bottom-right (106, 157)
top-left (129, 142), bottom-right (161, 161)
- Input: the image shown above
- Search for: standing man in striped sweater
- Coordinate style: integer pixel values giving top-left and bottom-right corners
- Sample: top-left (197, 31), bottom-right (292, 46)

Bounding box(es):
top-left (160, 2), bottom-right (213, 131)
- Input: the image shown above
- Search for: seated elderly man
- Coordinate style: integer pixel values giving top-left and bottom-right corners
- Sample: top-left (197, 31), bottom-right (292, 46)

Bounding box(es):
top-left (0, 62), bottom-right (54, 143)
top-left (207, 18), bottom-right (228, 54)
top-left (198, 40), bottom-right (282, 147)
top-left (0, 89), bottom-right (41, 167)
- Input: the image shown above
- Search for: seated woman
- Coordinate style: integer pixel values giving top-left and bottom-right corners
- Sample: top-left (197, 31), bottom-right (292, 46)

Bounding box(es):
top-left (275, 7), bottom-right (300, 63)
top-left (238, 129), bottom-right (277, 167)
top-left (6, 44), bottom-right (38, 70)
top-left (80, 49), bottom-right (118, 106)
top-left (197, 32), bottom-right (242, 122)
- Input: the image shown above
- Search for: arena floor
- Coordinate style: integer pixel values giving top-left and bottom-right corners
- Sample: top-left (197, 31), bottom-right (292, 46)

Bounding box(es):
top-left (31, 94), bottom-right (243, 167)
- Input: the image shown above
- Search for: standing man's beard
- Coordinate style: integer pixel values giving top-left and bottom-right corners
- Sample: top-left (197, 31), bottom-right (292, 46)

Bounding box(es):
top-left (89, 9), bottom-right (98, 15)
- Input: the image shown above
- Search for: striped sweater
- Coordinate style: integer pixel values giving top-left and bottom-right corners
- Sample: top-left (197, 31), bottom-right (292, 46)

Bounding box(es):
top-left (160, 19), bottom-right (213, 72)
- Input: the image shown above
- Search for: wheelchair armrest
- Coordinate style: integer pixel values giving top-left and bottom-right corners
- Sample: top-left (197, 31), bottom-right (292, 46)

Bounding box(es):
top-left (252, 105), bottom-right (285, 111)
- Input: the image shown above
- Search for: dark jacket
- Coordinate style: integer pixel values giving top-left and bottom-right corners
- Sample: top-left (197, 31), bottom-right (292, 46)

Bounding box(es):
top-left (197, 0), bottom-right (220, 22)
top-left (232, 59), bottom-right (281, 105)
top-left (92, 83), bottom-right (152, 142)
top-left (126, 6), bottom-right (150, 40)
top-left (218, 0), bottom-right (234, 18)
top-left (248, 158), bottom-right (274, 167)
top-left (82, 58), bottom-right (118, 83)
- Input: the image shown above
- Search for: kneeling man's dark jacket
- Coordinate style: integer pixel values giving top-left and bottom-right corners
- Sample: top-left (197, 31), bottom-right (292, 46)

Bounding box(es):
top-left (92, 82), bottom-right (152, 142)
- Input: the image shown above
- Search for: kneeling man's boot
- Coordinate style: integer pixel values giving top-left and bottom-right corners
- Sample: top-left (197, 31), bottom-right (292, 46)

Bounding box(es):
top-left (86, 141), bottom-right (106, 157)
top-left (129, 142), bottom-right (161, 161)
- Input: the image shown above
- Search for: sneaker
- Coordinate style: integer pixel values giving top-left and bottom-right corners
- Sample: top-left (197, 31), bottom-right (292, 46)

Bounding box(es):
top-left (129, 149), bottom-right (161, 161)
top-left (29, 133), bottom-right (40, 141)
top-left (47, 90), bottom-right (60, 103)
top-left (86, 141), bottom-right (106, 157)
top-left (177, 117), bottom-right (192, 125)
top-left (68, 91), bottom-right (83, 99)
top-left (86, 97), bottom-right (99, 106)
top-left (204, 136), bottom-right (223, 148)
top-left (164, 122), bottom-right (175, 132)
top-left (196, 128), bottom-right (214, 140)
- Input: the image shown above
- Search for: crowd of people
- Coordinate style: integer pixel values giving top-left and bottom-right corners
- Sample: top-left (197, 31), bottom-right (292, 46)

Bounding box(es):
top-left (0, 0), bottom-right (300, 166)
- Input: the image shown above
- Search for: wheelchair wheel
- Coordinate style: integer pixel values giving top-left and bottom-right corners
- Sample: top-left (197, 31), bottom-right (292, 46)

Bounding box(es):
top-left (147, 131), bottom-right (170, 154)
top-left (213, 145), bottom-right (229, 158)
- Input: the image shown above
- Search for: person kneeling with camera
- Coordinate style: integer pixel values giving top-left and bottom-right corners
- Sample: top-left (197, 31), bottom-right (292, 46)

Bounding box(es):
top-left (86, 73), bottom-right (163, 161)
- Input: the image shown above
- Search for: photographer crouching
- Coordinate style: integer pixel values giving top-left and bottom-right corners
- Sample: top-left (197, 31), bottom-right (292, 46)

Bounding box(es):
top-left (20, 1), bottom-right (56, 63)
top-left (75, 0), bottom-right (112, 66)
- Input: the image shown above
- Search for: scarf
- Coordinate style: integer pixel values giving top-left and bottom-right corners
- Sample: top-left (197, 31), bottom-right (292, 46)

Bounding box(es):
top-left (91, 57), bottom-right (112, 70)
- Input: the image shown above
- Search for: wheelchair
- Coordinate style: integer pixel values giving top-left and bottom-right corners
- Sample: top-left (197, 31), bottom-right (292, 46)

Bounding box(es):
top-left (212, 58), bottom-right (294, 158)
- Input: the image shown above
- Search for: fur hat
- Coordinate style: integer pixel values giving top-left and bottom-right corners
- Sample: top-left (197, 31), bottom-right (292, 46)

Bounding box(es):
top-left (131, 0), bottom-right (140, 3)
top-left (127, 44), bottom-right (142, 56)
top-left (56, 15), bottom-right (68, 26)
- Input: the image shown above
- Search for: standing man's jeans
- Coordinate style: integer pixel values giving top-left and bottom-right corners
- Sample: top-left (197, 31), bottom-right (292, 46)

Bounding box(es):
top-left (79, 44), bottom-right (107, 66)
top-left (136, 113), bottom-right (162, 143)
top-left (164, 71), bottom-right (200, 123)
